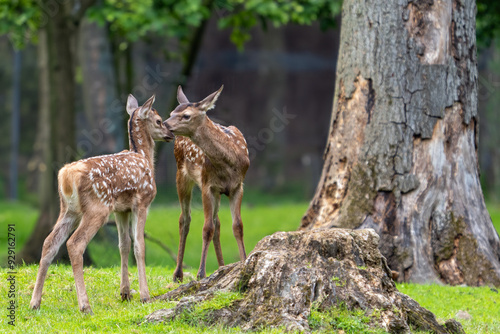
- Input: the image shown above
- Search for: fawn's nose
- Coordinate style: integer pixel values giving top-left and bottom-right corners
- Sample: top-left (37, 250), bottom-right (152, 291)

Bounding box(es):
top-left (163, 120), bottom-right (172, 129)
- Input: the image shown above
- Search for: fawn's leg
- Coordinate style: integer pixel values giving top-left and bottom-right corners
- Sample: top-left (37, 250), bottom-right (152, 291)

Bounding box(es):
top-left (115, 211), bottom-right (131, 301)
top-left (213, 214), bottom-right (224, 267)
top-left (131, 207), bottom-right (150, 302)
top-left (198, 189), bottom-right (220, 279)
top-left (173, 172), bottom-right (194, 282)
top-left (230, 185), bottom-right (246, 261)
top-left (67, 208), bottom-right (109, 314)
top-left (30, 206), bottom-right (80, 310)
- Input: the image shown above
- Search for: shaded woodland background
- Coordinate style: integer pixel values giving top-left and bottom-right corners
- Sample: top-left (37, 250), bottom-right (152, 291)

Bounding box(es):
top-left (1, 1), bottom-right (500, 210)
top-left (0, 18), bottom-right (341, 204)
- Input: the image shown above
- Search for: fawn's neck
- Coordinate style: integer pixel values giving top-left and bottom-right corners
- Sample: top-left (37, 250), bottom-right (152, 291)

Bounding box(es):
top-left (128, 112), bottom-right (155, 171)
top-left (190, 118), bottom-right (236, 167)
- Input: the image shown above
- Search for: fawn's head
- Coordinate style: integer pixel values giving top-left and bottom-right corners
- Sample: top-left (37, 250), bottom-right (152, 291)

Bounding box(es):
top-left (164, 85), bottom-right (223, 137)
top-left (127, 94), bottom-right (174, 142)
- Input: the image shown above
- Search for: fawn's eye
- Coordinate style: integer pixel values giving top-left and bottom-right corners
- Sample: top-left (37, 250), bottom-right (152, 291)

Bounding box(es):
top-left (183, 114), bottom-right (191, 120)
top-left (156, 120), bottom-right (162, 126)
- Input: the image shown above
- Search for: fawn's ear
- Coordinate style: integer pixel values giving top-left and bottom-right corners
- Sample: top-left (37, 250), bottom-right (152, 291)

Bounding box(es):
top-left (197, 85), bottom-right (223, 112)
top-left (139, 95), bottom-right (155, 119)
top-left (127, 94), bottom-right (139, 115)
top-left (177, 85), bottom-right (190, 104)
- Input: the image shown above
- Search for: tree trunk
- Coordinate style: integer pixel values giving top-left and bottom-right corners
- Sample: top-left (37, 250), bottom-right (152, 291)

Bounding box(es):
top-left (301, 0), bottom-right (500, 285)
top-left (18, 1), bottom-right (92, 264)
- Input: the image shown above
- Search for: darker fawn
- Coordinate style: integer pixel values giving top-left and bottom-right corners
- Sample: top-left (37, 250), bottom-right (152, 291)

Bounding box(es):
top-left (164, 85), bottom-right (250, 281)
top-left (30, 95), bottom-right (173, 314)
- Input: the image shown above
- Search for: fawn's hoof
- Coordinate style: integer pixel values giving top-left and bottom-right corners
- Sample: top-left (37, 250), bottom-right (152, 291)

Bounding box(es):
top-left (121, 292), bottom-right (132, 301)
top-left (140, 296), bottom-right (150, 303)
top-left (29, 301), bottom-right (41, 310)
top-left (80, 305), bottom-right (93, 315)
top-left (173, 270), bottom-right (183, 283)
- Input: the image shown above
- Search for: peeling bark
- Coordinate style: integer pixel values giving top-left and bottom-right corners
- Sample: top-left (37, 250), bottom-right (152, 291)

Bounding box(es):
top-left (302, 0), bottom-right (500, 285)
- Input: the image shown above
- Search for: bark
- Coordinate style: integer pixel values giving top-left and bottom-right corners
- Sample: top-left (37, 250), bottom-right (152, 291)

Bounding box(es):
top-left (301, 0), bottom-right (500, 285)
top-left (18, 0), bottom-right (95, 264)
top-left (146, 229), bottom-right (464, 333)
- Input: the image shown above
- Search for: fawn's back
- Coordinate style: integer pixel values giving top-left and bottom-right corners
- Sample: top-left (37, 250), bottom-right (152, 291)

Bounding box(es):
top-left (59, 151), bottom-right (156, 213)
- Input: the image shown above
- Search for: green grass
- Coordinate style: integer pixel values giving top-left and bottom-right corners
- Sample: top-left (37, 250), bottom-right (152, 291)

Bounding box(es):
top-left (0, 265), bottom-right (351, 333)
top-left (489, 203), bottom-right (500, 235)
top-left (1, 200), bottom-right (500, 333)
top-left (397, 283), bottom-right (500, 334)
top-left (0, 265), bottom-right (245, 333)
top-left (0, 201), bottom-right (38, 265)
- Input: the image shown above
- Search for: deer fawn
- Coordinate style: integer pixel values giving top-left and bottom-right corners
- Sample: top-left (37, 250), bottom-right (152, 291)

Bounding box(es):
top-left (29, 95), bottom-right (173, 314)
top-left (164, 85), bottom-right (250, 281)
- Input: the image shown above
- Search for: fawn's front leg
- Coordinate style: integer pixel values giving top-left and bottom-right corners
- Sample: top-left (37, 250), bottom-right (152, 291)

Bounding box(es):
top-left (198, 189), bottom-right (220, 279)
top-left (115, 211), bottom-right (132, 301)
top-left (173, 173), bottom-right (194, 282)
top-left (213, 214), bottom-right (224, 267)
top-left (131, 207), bottom-right (150, 302)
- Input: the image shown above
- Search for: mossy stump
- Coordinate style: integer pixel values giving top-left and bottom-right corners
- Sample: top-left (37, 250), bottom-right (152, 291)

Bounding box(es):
top-left (145, 229), bottom-right (464, 333)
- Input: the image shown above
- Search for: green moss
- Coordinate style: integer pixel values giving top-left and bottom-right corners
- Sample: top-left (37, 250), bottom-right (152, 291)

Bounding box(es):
top-left (175, 291), bottom-right (244, 328)
top-left (433, 211), bottom-right (466, 263)
top-left (331, 276), bottom-right (345, 287)
top-left (308, 303), bottom-right (387, 333)
top-left (338, 162), bottom-right (377, 229)
top-left (434, 211), bottom-right (500, 286)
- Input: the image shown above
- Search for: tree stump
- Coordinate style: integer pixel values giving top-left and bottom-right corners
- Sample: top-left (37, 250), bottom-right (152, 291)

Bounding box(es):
top-left (145, 229), bottom-right (464, 333)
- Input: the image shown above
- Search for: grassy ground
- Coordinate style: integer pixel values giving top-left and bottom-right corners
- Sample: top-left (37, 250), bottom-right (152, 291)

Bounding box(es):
top-left (397, 283), bottom-right (500, 334)
top-left (1, 200), bottom-right (500, 333)
top-left (1, 265), bottom-right (499, 333)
